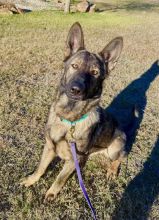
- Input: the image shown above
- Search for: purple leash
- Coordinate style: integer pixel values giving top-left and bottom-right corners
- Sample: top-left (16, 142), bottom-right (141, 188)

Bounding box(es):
top-left (70, 141), bottom-right (97, 220)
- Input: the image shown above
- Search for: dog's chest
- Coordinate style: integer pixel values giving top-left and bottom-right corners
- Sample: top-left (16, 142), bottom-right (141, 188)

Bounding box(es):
top-left (50, 121), bottom-right (93, 143)
top-left (49, 111), bottom-right (100, 147)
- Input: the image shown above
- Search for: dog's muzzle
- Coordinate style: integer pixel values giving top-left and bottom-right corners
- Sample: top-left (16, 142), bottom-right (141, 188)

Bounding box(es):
top-left (67, 80), bottom-right (86, 100)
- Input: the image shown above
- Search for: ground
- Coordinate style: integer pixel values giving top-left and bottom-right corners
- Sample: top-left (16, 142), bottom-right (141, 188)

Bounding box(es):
top-left (0, 3), bottom-right (159, 220)
top-left (1, 0), bottom-right (159, 12)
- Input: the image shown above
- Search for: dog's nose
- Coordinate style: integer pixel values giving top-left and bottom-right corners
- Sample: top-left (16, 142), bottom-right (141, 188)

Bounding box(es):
top-left (70, 86), bottom-right (81, 95)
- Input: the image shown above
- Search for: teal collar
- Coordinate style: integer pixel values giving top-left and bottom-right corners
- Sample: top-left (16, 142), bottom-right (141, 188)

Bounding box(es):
top-left (61, 113), bottom-right (89, 126)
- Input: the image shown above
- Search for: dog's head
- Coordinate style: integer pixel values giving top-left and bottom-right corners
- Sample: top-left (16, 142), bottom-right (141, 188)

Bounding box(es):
top-left (61, 22), bottom-right (123, 101)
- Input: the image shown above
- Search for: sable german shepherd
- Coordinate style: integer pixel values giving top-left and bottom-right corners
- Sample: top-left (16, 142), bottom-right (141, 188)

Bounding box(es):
top-left (20, 22), bottom-right (126, 201)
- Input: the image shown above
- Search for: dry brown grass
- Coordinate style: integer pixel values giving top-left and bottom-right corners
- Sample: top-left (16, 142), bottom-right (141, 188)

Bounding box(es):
top-left (0, 9), bottom-right (159, 220)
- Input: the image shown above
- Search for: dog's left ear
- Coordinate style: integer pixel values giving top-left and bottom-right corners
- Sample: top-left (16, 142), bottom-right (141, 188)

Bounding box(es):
top-left (99, 37), bottom-right (123, 73)
top-left (64, 22), bottom-right (85, 61)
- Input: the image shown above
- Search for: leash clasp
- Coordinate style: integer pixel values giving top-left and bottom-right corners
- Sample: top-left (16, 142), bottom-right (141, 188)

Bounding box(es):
top-left (66, 125), bottom-right (75, 142)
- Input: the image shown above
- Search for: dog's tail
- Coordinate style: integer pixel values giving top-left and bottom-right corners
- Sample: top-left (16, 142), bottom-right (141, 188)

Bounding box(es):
top-left (123, 105), bottom-right (139, 134)
top-left (121, 105), bottom-right (140, 153)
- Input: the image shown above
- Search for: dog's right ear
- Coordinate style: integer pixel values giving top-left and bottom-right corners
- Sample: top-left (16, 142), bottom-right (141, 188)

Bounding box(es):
top-left (64, 22), bottom-right (85, 61)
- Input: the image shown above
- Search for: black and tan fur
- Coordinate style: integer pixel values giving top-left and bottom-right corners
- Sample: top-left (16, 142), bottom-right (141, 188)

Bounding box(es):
top-left (20, 22), bottom-right (127, 201)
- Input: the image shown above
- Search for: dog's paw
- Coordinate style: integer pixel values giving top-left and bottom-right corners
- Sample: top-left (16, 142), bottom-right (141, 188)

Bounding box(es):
top-left (44, 189), bottom-right (57, 202)
top-left (20, 175), bottom-right (39, 187)
top-left (106, 167), bottom-right (117, 180)
top-left (106, 160), bottom-right (121, 181)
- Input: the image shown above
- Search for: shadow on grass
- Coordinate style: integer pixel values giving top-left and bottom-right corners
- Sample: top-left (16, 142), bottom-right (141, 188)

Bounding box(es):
top-left (21, 9), bottom-right (32, 13)
top-left (106, 61), bottom-right (159, 154)
top-left (105, 61), bottom-right (159, 219)
top-left (112, 135), bottom-right (159, 220)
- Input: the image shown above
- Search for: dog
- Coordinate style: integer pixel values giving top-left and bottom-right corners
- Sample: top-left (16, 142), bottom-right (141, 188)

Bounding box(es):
top-left (20, 22), bottom-right (127, 201)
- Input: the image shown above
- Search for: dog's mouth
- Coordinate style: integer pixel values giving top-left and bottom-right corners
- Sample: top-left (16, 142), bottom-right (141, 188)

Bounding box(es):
top-left (66, 91), bottom-right (84, 101)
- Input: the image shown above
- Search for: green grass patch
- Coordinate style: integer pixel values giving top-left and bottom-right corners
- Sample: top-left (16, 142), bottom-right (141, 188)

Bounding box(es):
top-left (0, 10), bottom-right (143, 32)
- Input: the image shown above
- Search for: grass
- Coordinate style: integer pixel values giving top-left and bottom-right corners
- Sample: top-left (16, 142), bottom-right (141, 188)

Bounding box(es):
top-left (94, 0), bottom-right (159, 12)
top-left (0, 10), bottom-right (142, 29)
top-left (0, 7), bottom-right (159, 220)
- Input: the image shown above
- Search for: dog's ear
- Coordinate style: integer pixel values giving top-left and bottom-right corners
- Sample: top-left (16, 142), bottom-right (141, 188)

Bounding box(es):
top-left (99, 37), bottom-right (123, 73)
top-left (64, 22), bottom-right (85, 61)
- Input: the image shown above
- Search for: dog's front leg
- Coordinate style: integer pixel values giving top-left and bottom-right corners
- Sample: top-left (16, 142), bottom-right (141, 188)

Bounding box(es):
top-left (106, 130), bottom-right (127, 180)
top-left (20, 134), bottom-right (56, 187)
top-left (45, 160), bottom-right (75, 201)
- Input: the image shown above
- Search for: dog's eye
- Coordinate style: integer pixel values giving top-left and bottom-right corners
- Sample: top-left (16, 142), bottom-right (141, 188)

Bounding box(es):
top-left (72, 64), bottom-right (78, 69)
top-left (91, 69), bottom-right (99, 75)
